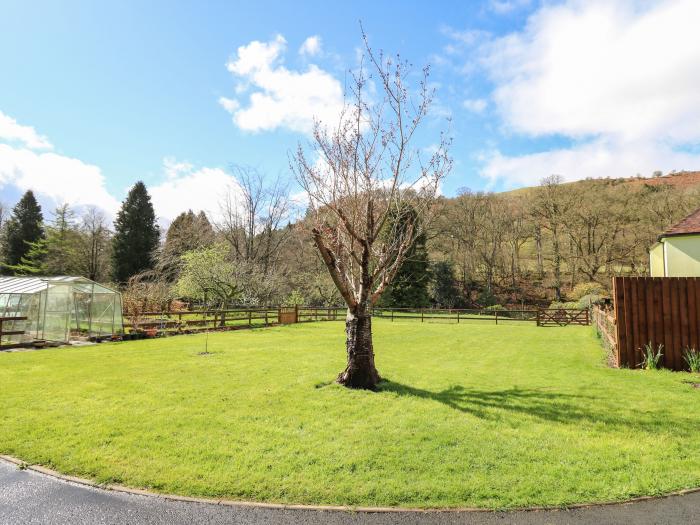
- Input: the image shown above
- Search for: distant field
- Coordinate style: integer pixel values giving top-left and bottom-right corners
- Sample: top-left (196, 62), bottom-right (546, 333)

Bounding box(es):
top-left (1, 320), bottom-right (699, 509)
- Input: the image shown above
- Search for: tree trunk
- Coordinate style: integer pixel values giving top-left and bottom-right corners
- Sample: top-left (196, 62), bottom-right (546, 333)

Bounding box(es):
top-left (535, 225), bottom-right (544, 279)
top-left (336, 308), bottom-right (380, 390)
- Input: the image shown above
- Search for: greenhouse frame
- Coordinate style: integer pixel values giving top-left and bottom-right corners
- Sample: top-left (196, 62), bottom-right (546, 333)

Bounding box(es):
top-left (0, 276), bottom-right (123, 346)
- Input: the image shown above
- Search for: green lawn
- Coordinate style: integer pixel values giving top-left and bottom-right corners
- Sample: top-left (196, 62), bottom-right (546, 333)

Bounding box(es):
top-left (1, 320), bottom-right (699, 509)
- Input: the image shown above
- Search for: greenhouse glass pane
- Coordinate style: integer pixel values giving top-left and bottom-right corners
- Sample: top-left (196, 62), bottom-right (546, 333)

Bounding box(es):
top-left (43, 284), bottom-right (72, 341)
top-left (114, 294), bottom-right (124, 334)
top-left (72, 289), bottom-right (92, 338)
top-left (0, 293), bottom-right (9, 312)
top-left (90, 293), bottom-right (115, 337)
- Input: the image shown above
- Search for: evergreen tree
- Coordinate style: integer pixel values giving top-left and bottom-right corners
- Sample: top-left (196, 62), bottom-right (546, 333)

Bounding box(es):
top-left (111, 182), bottom-right (160, 283)
top-left (429, 260), bottom-right (460, 308)
top-left (43, 204), bottom-right (83, 275)
top-left (2, 190), bottom-right (44, 274)
top-left (156, 210), bottom-right (214, 281)
top-left (379, 206), bottom-right (431, 308)
top-left (4, 238), bottom-right (48, 275)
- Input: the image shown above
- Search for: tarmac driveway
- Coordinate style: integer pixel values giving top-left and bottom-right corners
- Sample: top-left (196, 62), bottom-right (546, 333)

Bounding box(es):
top-left (1, 459), bottom-right (698, 525)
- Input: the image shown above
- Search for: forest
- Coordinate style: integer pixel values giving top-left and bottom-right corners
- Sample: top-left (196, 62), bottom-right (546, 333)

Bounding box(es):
top-left (1, 170), bottom-right (699, 310)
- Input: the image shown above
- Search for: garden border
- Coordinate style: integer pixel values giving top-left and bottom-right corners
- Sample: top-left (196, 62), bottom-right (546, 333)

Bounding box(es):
top-left (2, 454), bottom-right (699, 513)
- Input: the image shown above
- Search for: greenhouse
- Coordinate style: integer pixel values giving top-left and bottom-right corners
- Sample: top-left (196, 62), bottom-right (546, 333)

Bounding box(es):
top-left (0, 276), bottom-right (123, 346)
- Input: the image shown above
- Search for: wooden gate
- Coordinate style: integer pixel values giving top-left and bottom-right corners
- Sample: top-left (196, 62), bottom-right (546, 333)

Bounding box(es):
top-left (537, 309), bottom-right (590, 326)
top-left (278, 306), bottom-right (298, 324)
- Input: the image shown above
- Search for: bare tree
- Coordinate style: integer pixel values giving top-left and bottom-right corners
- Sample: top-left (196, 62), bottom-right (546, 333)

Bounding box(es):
top-left (532, 175), bottom-right (568, 302)
top-left (291, 31), bottom-right (451, 389)
top-left (79, 207), bottom-right (111, 282)
top-left (503, 196), bottom-right (531, 289)
top-left (218, 167), bottom-right (293, 275)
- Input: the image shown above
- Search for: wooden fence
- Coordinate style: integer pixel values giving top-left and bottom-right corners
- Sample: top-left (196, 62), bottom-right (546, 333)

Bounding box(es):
top-left (592, 306), bottom-right (617, 366)
top-left (126, 305), bottom-right (591, 338)
top-left (612, 276), bottom-right (700, 370)
top-left (136, 307), bottom-right (281, 334)
top-left (372, 307), bottom-right (539, 324)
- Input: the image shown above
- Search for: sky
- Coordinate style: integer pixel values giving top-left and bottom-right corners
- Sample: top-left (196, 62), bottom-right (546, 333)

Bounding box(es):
top-left (1, 0), bottom-right (700, 226)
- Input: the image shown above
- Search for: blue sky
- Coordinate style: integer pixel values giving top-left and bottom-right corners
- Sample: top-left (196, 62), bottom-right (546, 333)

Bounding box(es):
top-left (1, 0), bottom-right (699, 223)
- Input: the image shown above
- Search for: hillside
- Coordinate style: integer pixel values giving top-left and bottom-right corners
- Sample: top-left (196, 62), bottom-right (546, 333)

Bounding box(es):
top-left (501, 170), bottom-right (700, 197)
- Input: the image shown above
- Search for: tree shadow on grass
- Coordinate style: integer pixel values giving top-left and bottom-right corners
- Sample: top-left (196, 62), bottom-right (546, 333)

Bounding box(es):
top-left (378, 378), bottom-right (697, 436)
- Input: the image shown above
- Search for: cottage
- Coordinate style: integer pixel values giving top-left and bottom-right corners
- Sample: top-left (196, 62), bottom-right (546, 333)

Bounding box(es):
top-left (649, 207), bottom-right (700, 277)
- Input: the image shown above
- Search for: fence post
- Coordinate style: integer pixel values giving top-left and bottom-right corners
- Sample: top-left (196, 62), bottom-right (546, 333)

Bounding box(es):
top-left (457, 311), bottom-right (460, 324)
top-left (391, 310), bottom-right (394, 322)
top-left (421, 308), bottom-right (424, 323)
top-left (536, 310), bottom-right (540, 327)
top-left (221, 310), bottom-right (226, 328)
top-left (264, 310), bottom-right (268, 326)
top-left (495, 311), bottom-right (498, 325)
top-left (294, 304), bottom-right (299, 323)
top-left (248, 310), bottom-right (252, 327)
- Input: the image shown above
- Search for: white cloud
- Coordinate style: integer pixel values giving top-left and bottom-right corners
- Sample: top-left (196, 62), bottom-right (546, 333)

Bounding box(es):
top-left (150, 158), bottom-right (242, 223)
top-left (479, 0), bottom-right (700, 185)
top-left (299, 35), bottom-right (322, 57)
top-left (220, 34), bottom-right (344, 134)
top-left (0, 144), bottom-right (120, 213)
top-left (488, 0), bottom-right (531, 15)
top-left (463, 98), bottom-right (488, 113)
top-left (217, 97), bottom-right (239, 113)
top-left (480, 139), bottom-right (700, 188)
top-left (0, 111), bottom-right (53, 150)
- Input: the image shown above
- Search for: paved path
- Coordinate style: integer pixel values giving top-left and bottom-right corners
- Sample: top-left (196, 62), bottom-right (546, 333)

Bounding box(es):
top-left (1, 460), bottom-right (698, 525)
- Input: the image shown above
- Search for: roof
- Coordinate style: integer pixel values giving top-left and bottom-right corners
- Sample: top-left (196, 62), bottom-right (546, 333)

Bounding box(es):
top-left (660, 208), bottom-right (700, 239)
top-left (0, 276), bottom-right (118, 295)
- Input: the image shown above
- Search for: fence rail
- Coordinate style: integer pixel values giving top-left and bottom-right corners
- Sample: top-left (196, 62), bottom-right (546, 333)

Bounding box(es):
top-left (592, 306), bottom-right (617, 366)
top-left (125, 306), bottom-right (592, 335)
top-left (372, 307), bottom-right (539, 323)
top-left (133, 308), bottom-right (282, 333)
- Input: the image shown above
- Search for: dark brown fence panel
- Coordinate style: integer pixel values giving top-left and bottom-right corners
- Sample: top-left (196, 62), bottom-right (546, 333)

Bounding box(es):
top-left (613, 277), bottom-right (700, 370)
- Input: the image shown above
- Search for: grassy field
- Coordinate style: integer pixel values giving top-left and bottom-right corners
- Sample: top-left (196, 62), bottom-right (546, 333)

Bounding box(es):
top-left (1, 320), bottom-right (699, 509)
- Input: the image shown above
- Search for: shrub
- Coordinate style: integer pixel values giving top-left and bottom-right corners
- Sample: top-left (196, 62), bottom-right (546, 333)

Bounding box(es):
top-left (575, 294), bottom-right (603, 309)
top-left (549, 301), bottom-right (579, 310)
top-left (570, 282), bottom-right (605, 301)
top-left (283, 290), bottom-right (306, 307)
top-left (483, 304), bottom-right (503, 311)
top-left (683, 347), bottom-right (700, 373)
top-left (641, 342), bottom-right (664, 370)
top-left (476, 289), bottom-right (499, 307)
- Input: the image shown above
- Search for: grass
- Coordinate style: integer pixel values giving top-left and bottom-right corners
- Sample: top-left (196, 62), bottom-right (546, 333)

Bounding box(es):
top-left (1, 320), bottom-right (699, 509)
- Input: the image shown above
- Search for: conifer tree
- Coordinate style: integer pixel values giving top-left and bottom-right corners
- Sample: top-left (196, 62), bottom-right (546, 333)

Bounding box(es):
top-left (156, 210), bottom-right (214, 281)
top-left (111, 182), bottom-right (160, 283)
top-left (2, 190), bottom-right (44, 274)
top-left (430, 260), bottom-right (460, 308)
top-left (379, 206), bottom-right (431, 308)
